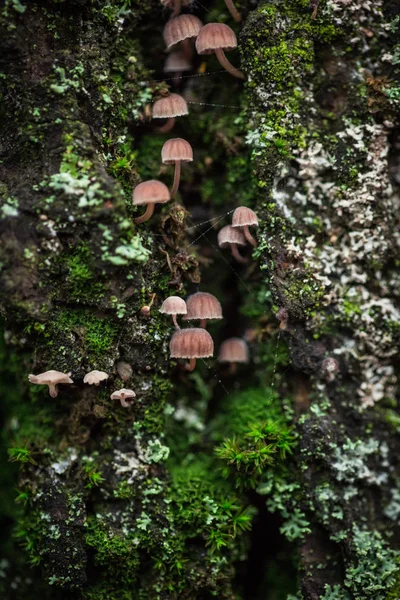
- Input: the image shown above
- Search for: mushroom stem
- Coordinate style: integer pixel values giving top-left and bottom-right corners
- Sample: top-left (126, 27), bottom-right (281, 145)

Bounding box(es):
top-left (48, 384), bottom-right (58, 398)
top-left (199, 319), bottom-right (207, 329)
top-left (185, 358), bottom-right (196, 372)
top-left (231, 244), bottom-right (249, 264)
top-left (311, 0), bottom-right (319, 19)
top-left (224, 0), bottom-right (242, 22)
top-left (171, 161), bottom-right (181, 198)
top-left (156, 117), bottom-right (176, 133)
top-left (215, 48), bottom-right (245, 80)
top-left (229, 362), bottom-right (237, 375)
top-left (171, 0), bottom-right (181, 17)
top-left (243, 225), bottom-right (257, 247)
top-left (134, 203), bottom-right (155, 224)
top-left (172, 314), bottom-right (180, 330)
top-left (181, 38), bottom-right (194, 61)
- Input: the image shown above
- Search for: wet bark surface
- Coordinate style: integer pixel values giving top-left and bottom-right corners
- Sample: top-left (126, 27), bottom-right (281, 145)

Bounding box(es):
top-left (0, 1), bottom-right (399, 599)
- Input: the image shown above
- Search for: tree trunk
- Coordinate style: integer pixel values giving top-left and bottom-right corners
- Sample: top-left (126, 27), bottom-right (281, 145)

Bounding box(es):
top-left (1, 1), bottom-right (400, 599)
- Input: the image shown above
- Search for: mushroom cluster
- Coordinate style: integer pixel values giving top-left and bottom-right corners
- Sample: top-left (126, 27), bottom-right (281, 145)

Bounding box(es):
top-left (160, 291), bottom-right (249, 373)
top-left (132, 1), bottom-right (247, 224)
top-left (28, 368), bottom-right (138, 409)
top-left (218, 207), bottom-right (259, 263)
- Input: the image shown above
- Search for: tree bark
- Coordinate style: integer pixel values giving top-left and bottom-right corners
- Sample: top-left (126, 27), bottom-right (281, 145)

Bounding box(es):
top-left (0, 1), bottom-right (399, 599)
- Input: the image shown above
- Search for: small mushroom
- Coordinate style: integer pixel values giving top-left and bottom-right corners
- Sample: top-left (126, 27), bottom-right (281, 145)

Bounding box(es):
top-left (276, 308), bottom-right (289, 330)
top-left (170, 327), bottom-right (214, 371)
top-left (182, 292), bottom-right (222, 329)
top-left (232, 207), bottom-right (259, 247)
top-left (196, 23), bottom-right (244, 80)
top-left (28, 370), bottom-right (73, 398)
top-left (164, 50), bottom-right (192, 75)
top-left (218, 225), bottom-right (248, 264)
top-left (163, 14), bottom-right (203, 59)
top-left (83, 370), bottom-right (109, 386)
top-left (321, 357), bottom-right (339, 382)
top-left (218, 338), bottom-right (249, 374)
top-left (161, 138), bottom-right (193, 198)
top-left (160, 296), bottom-right (187, 329)
top-left (224, 0), bottom-right (242, 22)
top-left (133, 180), bottom-right (170, 224)
top-left (152, 93), bottom-right (188, 133)
top-left (110, 388), bottom-right (136, 408)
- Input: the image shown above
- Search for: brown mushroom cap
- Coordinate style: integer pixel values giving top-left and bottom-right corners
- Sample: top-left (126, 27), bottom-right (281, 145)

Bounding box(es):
top-left (152, 94), bottom-right (188, 119)
top-left (217, 225), bottom-right (246, 248)
top-left (164, 51), bottom-right (192, 73)
top-left (196, 23), bottom-right (237, 55)
top-left (132, 180), bottom-right (170, 206)
top-left (182, 292), bottom-right (222, 321)
top-left (160, 296), bottom-right (187, 315)
top-left (162, 138), bottom-right (193, 164)
top-left (170, 327), bottom-right (214, 358)
top-left (218, 338), bottom-right (249, 363)
top-left (232, 207), bottom-right (259, 228)
top-left (163, 14), bottom-right (203, 49)
top-left (83, 370), bottom-right (109, 385)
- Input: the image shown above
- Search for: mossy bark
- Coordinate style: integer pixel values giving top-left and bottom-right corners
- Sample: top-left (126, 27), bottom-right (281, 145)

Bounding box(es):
top-left (0, 1), bottom-right (399, 600)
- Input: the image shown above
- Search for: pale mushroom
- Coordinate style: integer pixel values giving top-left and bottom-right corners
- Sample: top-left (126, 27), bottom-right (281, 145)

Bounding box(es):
top-left (83, 370), bottom-right (109, 386)
top-left (110, 388), bottom-right (136, 408)
top-left (28, 370), bottom-right (73, 398)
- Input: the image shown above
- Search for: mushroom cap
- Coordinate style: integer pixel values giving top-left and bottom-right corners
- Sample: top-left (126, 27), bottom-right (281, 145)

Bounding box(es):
top-left (196, 23), bottom-right (238, 55)
top-left (83, 370), bottom-right (109, 385)
top-left (218, 338), bottom-right (249, 363)
top-left (132, 180), bottom-right (170, 206)
top-left (162, 138), bottom-right (193, 164)
top-left (160, 296), bottom-right (187, 315)
top-left (164, 51), bottom-right (192, 73)
top-left (110, 388), bottom-right (136, 400)
top-left (152, 94), bottom-right (188, 119)
top-left (28, 370), bottom-right (73, 385)
top-left (182, 292), bottom-right (222, 321)
top-left (163, 14), bottom-right (203, 49)
top-left (217, 225), bottom-right (246, 248)
top-left (170, 327), bottom-right (214, 359)
top-left (232, 206), bottom-right (259, 228)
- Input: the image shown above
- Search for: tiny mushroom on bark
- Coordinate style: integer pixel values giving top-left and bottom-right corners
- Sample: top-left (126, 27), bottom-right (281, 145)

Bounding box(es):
top-left (28, 370), bottom-right (73, 398)
top-left (160, 296), bottom-right (187, 329)
top-left (163, 14), bottom-right (203, 59)
top-left (133, 180), bottom-right (170, 224)
top-left (195, 23), bottom-right (244, 80)
top-left (218, 225), bottom-right (248, 264)
top-left (83, 370), bottom-right (109, 386)
top-left (170, 327), bottom-right (214, 371)
top-left (161, 138), bottom-right (193, 198)
top-left (232, 206), bottom-right (259, 247)
top-left (224, 0), bottom-right (242, 22)
top-left (218, 337), bottom-right (249, 373)
top-left (276, 308), bottom-right (289, 330)
top-left (110, 388), bottom-right (136, 408)
top-left (152, 93), bottom-right (188, 133)
top-left (322, 357), bottom-right (339, 382)
top-left (182, 292), bottom-right (222, 329)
